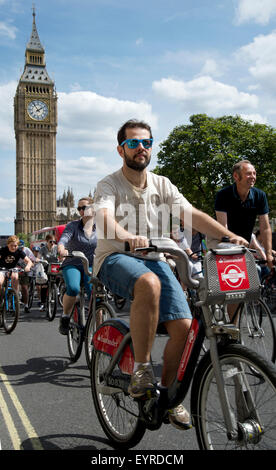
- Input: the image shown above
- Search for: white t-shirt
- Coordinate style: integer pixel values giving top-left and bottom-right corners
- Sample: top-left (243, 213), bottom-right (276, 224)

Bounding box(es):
top-left (93, 168), bottom-right (191, 275)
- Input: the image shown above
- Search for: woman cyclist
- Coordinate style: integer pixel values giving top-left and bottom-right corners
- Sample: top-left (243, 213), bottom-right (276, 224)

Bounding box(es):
top-left (57, 197), bottom-right (97, 335)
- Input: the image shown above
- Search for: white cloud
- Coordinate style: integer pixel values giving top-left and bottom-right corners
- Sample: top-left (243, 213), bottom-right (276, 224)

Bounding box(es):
top-left (0, 81), bottom-right (17, 148)
top-left (235, 0), bottom-right (276, 25)
top-left (162, 50), bottom-right (227, 77)
top-left (0, 21), bottom-right (17, 40)
top-left (199, 58), bottom-right (224, 78)
top-left (240, 113), bottom-right (267, 124)
top-left (152, 76), bottom-right (258, 113)
top-left (135, 37), bottom-right (143, 46)
top-left (236, 31), bottom-right (276, 91)
top-left (58, 90), bottom-right (157, 150)
top-left (56, 156), bottom-right (120, 199)
top-left (0, 197), bottom-right (16, 209)
top-left (0, 197), bottom-right (16, 224)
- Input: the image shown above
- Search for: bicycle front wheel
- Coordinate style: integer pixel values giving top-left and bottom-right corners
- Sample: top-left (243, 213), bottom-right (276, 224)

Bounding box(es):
top-left (58, 280), bottom-right (66, 308)
top-left (239, 299), bottom-right (276, 363)
top-left (46, 284), bottom-right (58, 321)
top-left (2, 288), bottom-right (20, 334)
top-left (191, 344), bottom-right (276, 450)
top-left (91, 348), bottom-right (146, 448)
top-left (84, 301), bottom-right (115, 367)
top-left (27, 278), bottom-right (35, 310)
top-left (67, 303), bottom-right (83, 362)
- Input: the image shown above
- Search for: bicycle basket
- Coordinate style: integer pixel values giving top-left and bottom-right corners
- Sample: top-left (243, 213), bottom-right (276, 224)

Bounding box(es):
top-left (199, 246), bottom-right (261, 305)
top-left (49, 263), bottom-right (61, 274)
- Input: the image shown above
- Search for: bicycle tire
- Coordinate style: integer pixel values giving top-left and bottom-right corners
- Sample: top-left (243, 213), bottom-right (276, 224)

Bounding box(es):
top-left (46, 283), bottom-right (58, 321)
top-left (58, 281), bottom-right (66, 308)
top-left (67, 303), bottom-right (83, 362)
top-left (239, 298), bottom-right (276, 363)
top-left (262, 272), bottom-right (276, 314)
top-left (84, 301), bottom-right (116, 368)
top-left (2, 288), bottom-right (20, 334)
top-left (27, 278), bottom-right (35, 310)
top-left (91, 346), bottom-right (146, 448)
top-left (191, 343), bottom-right (276, 450)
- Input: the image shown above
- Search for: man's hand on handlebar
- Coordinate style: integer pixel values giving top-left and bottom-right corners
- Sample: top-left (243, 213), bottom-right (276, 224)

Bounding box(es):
top-left (228, 235), bottom-right (249, 246)
top-left (125, 236), bottom-right (149, 253)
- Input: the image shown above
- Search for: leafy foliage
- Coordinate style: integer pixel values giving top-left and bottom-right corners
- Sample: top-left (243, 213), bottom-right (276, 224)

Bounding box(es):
top-left (154, 114), bottom-right (276, 217)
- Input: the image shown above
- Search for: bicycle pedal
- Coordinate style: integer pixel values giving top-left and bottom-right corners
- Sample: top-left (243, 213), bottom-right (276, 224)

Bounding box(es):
top-left (145, 387), bottom-right (160, 400)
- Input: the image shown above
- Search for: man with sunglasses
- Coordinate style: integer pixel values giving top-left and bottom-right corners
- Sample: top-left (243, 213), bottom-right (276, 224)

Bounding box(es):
top-left (93, 119), bottom-right (248, 430)
top-left (57, 197), bottom-right (97, 335)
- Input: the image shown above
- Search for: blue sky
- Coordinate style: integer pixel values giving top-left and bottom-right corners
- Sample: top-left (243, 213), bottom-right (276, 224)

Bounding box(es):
top-left (0, 0), bottom-right (276, 234)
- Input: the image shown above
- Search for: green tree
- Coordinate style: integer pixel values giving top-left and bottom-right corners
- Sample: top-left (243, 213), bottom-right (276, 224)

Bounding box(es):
top-left (154, 114), bottom-right (276, 217)
top-left (16, 232), bottom-right (30, 247)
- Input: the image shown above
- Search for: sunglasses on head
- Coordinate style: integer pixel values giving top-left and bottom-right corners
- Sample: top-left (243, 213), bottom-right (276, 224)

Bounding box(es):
top-left (77, 205), bottom-right (88, 212)
top-left (120, 138), bottom-right (153, 149)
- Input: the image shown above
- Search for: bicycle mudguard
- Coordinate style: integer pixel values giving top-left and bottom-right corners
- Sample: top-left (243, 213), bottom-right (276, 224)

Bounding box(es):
top-left (92, 319), bottom-right (134, 375)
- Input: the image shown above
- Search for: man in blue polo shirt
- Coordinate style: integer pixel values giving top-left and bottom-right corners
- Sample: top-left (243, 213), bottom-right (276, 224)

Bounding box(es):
top-left (215, 160), bottom-right (273, 269)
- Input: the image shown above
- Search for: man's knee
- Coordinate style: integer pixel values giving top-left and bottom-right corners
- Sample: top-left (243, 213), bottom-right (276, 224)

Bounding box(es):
top-left (164, 318), bottom-right (191, 341)
top-left (133, 272), bottom-right (161, 299)
top-left (66, 285), bottom-right (79, 297)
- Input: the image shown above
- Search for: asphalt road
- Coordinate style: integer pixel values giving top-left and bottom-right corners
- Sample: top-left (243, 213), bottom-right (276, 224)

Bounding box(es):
top-left (0, 297), bottom-right (199, 455)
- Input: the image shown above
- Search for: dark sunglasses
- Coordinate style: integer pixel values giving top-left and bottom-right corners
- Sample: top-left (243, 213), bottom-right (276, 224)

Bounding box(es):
top-left (48, 240), bottom-right (55, 244)
top-left (120, 138), bottom-right (153, 149)
top-left (78, 205), bottom-right (88, 212)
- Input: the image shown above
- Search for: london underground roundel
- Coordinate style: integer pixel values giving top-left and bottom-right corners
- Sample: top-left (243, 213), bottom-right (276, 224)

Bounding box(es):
top-left (216, 254), bottom-right (250, 291)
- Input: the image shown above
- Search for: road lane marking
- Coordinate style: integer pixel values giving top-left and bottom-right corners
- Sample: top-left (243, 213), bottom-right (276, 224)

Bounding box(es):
top-left (0, 366), bottom-right (44, 450)
top-left (0, 388), bottom-right (21, 449)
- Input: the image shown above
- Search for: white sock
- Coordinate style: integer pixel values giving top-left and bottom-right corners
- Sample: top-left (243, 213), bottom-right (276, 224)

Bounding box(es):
top-left (133, 362), bottom-right (151, 372)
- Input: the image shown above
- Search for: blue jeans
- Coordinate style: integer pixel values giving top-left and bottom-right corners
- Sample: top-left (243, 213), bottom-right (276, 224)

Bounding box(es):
top-left (62, 265), bottom-right (92, 298)
top-left (98, 253), bottom-right (192, 325)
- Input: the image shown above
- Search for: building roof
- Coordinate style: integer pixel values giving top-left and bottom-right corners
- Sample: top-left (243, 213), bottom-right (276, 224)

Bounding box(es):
top-left (20, 65), bottom-right (53, 85)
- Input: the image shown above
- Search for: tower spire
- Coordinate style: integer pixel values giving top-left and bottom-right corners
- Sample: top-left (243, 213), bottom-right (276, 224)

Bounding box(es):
top-left (26, 4), bottom-right (44, 52)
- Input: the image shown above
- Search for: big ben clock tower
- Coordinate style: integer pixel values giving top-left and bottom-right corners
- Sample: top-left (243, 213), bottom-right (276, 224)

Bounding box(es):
top-left (14, 8), bottom-right (57, 234)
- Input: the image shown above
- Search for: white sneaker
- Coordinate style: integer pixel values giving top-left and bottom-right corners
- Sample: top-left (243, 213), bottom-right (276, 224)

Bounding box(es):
top-left (168, 404), bottom-right (192, 430)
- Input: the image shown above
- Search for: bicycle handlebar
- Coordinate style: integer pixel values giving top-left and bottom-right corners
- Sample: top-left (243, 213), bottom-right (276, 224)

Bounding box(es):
top-left (0, 267), bottom-right (25, 273)
top-left (124, 238), bottom-right (200, 289)
top-left (69, 251), bottom-right (92, 276)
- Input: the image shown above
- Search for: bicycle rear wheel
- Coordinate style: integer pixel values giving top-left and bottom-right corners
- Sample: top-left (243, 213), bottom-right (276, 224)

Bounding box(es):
top-left (46, 284), bottom-right (58, 321)
top-left (2, 288), bottom-right (19, 334)
top-left (67, 303), bottom-right (84, 362)
top-left (239, 299), bottom-right (276, 363)
top-left (84, 301), bottom-right (116, 367)
top-left (91, 347), bottom-right (146, 448)
top-left (191, 343), bottom-right (276, 450)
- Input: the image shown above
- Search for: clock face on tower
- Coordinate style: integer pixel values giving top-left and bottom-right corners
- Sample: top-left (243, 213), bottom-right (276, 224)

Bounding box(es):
top-left (27, 99), bottom-right (49, 121)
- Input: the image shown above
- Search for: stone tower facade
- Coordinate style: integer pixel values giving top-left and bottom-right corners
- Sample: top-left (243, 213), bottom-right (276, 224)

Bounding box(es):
top-left (14, 9), bottom-right (57, 234)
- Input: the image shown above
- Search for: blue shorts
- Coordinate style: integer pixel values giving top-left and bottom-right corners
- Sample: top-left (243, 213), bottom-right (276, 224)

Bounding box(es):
top-left (62, 264), bottom-right (92, 298)
top-left (98, 253), bottom-right (192, 325)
